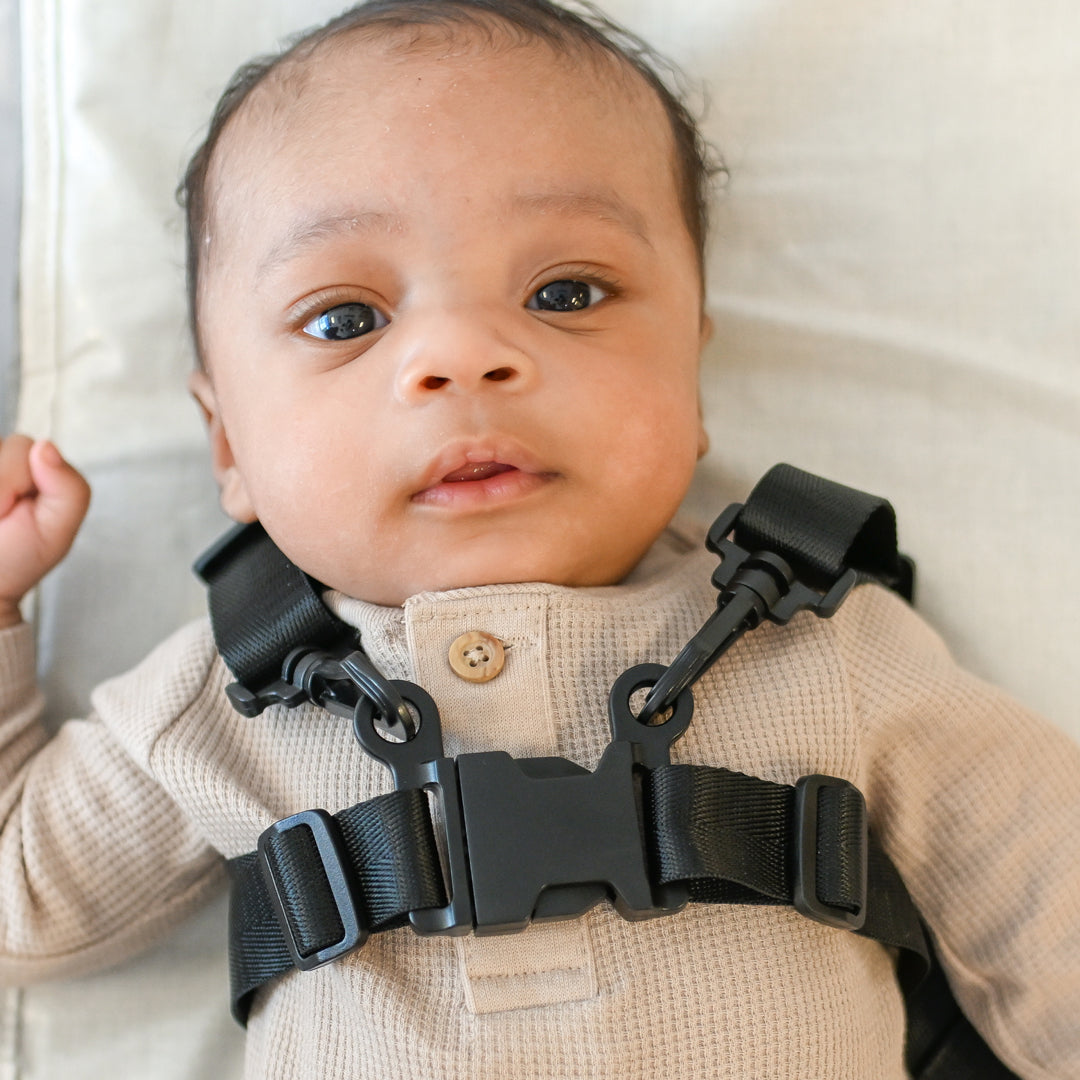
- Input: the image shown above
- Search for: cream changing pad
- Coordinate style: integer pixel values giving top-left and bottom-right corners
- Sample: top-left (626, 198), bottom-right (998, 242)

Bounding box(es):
top-left (6, 0), bottom-right (1080, 1075)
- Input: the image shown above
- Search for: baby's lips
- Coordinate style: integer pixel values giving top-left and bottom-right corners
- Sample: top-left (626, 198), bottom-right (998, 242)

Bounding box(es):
top-left (414, 437), bottom-right (553, 495)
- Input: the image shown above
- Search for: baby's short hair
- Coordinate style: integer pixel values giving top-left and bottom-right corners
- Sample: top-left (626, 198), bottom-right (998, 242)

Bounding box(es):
top-left (179, 0), bottom-right (720, 363)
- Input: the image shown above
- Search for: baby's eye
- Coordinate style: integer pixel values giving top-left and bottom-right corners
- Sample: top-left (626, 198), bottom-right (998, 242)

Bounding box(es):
top-left (302, 302), bottom-right (388, 341)
top-left (527, 279), bottom-right (606, 312)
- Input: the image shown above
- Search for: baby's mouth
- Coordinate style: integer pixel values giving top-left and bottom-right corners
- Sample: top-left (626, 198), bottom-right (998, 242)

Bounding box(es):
top-left (440, 461), bottom-right (517, 484)
top-left (412, 451), bottom-right (554, 508)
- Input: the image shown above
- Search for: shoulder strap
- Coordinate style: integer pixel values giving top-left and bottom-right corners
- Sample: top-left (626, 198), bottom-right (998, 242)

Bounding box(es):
top-left (194, 521), bottom-right (354, 717)
top-left (736, 463), bottom-right (915, 599)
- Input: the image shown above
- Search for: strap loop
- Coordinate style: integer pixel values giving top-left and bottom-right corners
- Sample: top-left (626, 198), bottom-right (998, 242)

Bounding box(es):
top-left (736, 463), bottom-right (913, 597)
top-left (639, 464), bottom-right (913, 724)
top-left (228, 787), bottom-right (446, 1024)
top-left (258, 809), bottom-right (368, 971)
top-left (793, 774), bottom-right (868, 930)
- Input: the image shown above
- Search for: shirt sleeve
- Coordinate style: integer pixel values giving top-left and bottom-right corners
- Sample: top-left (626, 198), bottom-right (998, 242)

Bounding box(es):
top-left (835, 584), bottom-right (1080, 1080)
top-left (0, 620), bottom-right (225, 984)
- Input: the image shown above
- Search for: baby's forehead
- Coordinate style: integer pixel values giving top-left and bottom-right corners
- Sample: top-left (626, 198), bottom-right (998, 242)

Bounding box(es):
top-left (197, 17), bottom-right (689, 290)
top-left (221, 19), bottom-right (667, 168)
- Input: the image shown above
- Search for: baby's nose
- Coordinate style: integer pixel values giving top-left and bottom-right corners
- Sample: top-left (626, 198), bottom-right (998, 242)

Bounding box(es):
top-left (394, 316), bottom-right (535, 401)
top-left (415, 365), bottom-right (517, 392)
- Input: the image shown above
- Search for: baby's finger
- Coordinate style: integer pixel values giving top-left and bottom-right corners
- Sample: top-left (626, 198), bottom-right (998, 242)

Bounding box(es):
top-left (0, 434), bottom-right (36, 518)
top-left (27, 440), bottom-right (92, 547)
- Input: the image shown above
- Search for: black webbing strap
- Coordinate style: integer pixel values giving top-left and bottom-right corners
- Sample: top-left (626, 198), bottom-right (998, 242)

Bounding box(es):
top-left (735, 463), bottom-right (914, 600)
top-left (228, 788), bottom-right (446, 1024)
top-left (194, 521), bottom-right (353, 693)
top-left (904, 936), bottom-right (1021, 1079)
top-left (646, 764), bottom-right (928, 990)
top-left (227, 762), bottom-right (929, 1023)
top-left (647, 764), bottom-right (1016, 1077)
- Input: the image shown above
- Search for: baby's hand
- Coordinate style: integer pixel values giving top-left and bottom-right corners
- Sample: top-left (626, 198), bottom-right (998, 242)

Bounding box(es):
top-left (0, 435), bottom-right (91, 629)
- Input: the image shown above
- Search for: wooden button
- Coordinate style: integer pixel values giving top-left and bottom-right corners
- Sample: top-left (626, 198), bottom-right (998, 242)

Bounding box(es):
top-left (448, 631), bottom-right (505, 683)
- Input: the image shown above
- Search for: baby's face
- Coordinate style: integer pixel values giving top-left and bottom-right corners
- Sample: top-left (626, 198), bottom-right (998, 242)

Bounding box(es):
top-left (192, 31), bottom-right (708, 605)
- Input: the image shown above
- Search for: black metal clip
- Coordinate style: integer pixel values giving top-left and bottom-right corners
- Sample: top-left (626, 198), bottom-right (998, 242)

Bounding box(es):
top-left (637, 502), bottom-right (859, 724)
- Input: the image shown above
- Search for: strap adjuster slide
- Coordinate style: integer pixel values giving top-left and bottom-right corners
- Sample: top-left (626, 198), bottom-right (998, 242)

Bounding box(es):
top-left (793, 774), bottom-right (868, 931)
top-left (258, 809), bottom-right (369, 970)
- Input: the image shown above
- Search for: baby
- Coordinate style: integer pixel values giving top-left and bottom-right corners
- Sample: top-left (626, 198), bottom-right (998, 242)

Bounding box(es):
top-left (1, 1), bottom-right (1078, 1078)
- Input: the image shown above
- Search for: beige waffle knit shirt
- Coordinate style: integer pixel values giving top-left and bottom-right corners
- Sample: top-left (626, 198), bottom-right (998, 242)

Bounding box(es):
top-left (1, 521), bottom-right (1078, 1079)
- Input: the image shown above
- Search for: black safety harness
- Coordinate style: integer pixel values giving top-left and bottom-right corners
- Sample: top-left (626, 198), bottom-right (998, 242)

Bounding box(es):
top-left (196, 464), bottom-right (1017, 1079)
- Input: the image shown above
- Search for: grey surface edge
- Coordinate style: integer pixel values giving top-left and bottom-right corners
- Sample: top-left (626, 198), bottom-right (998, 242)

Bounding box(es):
top-left (1, 0), bottom-right (19, 430)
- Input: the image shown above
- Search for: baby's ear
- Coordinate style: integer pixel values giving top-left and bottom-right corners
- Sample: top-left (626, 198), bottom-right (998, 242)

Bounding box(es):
top-left (188, 370), bottom-right (258, 524)
top-left (697, 313), bottom-right (713, 459)
top-left (696, 404), bottom-right (710, 460)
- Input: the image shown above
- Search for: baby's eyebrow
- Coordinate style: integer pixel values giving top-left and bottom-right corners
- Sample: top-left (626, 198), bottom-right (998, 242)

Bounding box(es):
top-left (254, 190), bottom-right (651, 280)
top-left (257, 209), bottom-right (405, 278)
top-left (511, 190), bottom-right (653, 248)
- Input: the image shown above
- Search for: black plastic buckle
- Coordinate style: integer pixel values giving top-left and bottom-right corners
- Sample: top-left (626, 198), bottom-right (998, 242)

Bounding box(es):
top-left (792, 774), bottom-right (868, 931)
top-left (456, 744), bottom-right (653, 932)
top-left (257, 809), bottom-right (369, 970)
top-left (351, 665), bottom-right (695, 937)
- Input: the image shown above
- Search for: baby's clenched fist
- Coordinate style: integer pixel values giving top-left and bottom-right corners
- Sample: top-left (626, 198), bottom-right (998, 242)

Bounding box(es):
top-left (0, 435), bottom-right (91, 628)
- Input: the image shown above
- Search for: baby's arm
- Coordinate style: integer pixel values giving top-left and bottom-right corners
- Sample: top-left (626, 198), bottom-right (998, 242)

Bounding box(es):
top-left (839, 586), bottom-right (1080, 1078)
top-left (0, 433), bottom-right (90, 802)
top-left (0, 433), bottom-right (91, 629)
top-left (0, 435), bottom-right (223, 981)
